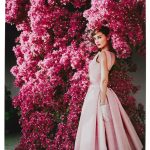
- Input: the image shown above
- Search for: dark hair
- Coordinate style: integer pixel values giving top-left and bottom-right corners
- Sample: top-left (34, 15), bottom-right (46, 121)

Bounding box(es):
top-left (91, 26), bottom-right (110, 37)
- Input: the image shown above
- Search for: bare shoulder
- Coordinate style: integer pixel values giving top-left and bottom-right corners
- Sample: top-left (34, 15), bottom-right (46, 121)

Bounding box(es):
top-left (100, 51), bottom-right (107, 61)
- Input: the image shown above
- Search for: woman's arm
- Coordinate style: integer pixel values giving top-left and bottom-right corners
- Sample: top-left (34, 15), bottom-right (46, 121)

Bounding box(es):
top-left (99, 51), bottom-right (109, 105)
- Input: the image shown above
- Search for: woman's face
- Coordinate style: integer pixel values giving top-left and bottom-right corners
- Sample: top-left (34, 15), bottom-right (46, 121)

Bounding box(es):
top-left (93, 31), bottom-right (109, 49)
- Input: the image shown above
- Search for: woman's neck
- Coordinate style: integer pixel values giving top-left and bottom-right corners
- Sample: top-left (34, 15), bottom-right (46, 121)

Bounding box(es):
top-left (99, 46), bottom-right (110, 52)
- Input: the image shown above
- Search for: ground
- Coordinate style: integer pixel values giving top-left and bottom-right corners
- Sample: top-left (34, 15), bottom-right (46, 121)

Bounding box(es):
top-left (5, 133), bottom-right (21, 150)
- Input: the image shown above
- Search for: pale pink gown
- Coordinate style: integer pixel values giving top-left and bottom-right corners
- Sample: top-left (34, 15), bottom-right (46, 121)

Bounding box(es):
top-left (74, 50), bottom-right (143, 150)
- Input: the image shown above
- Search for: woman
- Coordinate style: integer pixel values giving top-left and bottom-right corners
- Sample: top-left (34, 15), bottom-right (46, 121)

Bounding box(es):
top-left (74, 26), bottom-right (143, 150)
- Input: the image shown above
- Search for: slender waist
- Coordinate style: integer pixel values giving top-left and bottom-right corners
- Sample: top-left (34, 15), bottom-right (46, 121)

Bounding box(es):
top-left (89, 83), bottom-right (112, 90)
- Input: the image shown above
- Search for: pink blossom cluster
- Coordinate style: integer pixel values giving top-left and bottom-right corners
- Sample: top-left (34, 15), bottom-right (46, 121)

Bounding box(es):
top-left (15, 111), bottom-right (54, 150)
top-left (6, 0), bottom-right (29, 24)
top-left (83, 0), bottom-right (145, 58)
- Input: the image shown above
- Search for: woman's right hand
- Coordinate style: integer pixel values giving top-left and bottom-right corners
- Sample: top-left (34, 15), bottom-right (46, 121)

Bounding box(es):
top-left (99, 95), bottom-right (108, 105)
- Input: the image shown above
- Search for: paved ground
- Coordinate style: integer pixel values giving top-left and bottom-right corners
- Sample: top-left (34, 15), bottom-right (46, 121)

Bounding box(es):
top-left (5, 133), bottom-right (21, 150)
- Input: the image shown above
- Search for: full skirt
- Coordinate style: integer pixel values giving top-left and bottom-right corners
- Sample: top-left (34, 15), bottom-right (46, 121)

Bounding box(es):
top-left (74, 84), bottom-right (143, 150)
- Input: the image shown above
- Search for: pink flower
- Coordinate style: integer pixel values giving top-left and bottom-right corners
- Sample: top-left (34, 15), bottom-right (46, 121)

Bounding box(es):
top-left (10, 66), bottom-right (19, 76)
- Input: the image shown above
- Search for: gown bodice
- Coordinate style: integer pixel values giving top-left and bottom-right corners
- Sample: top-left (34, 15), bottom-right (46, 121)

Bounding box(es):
top-left (88, 52), bottom-right (101, 85)
top-left (88, 50), bottom-right (114, 85)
